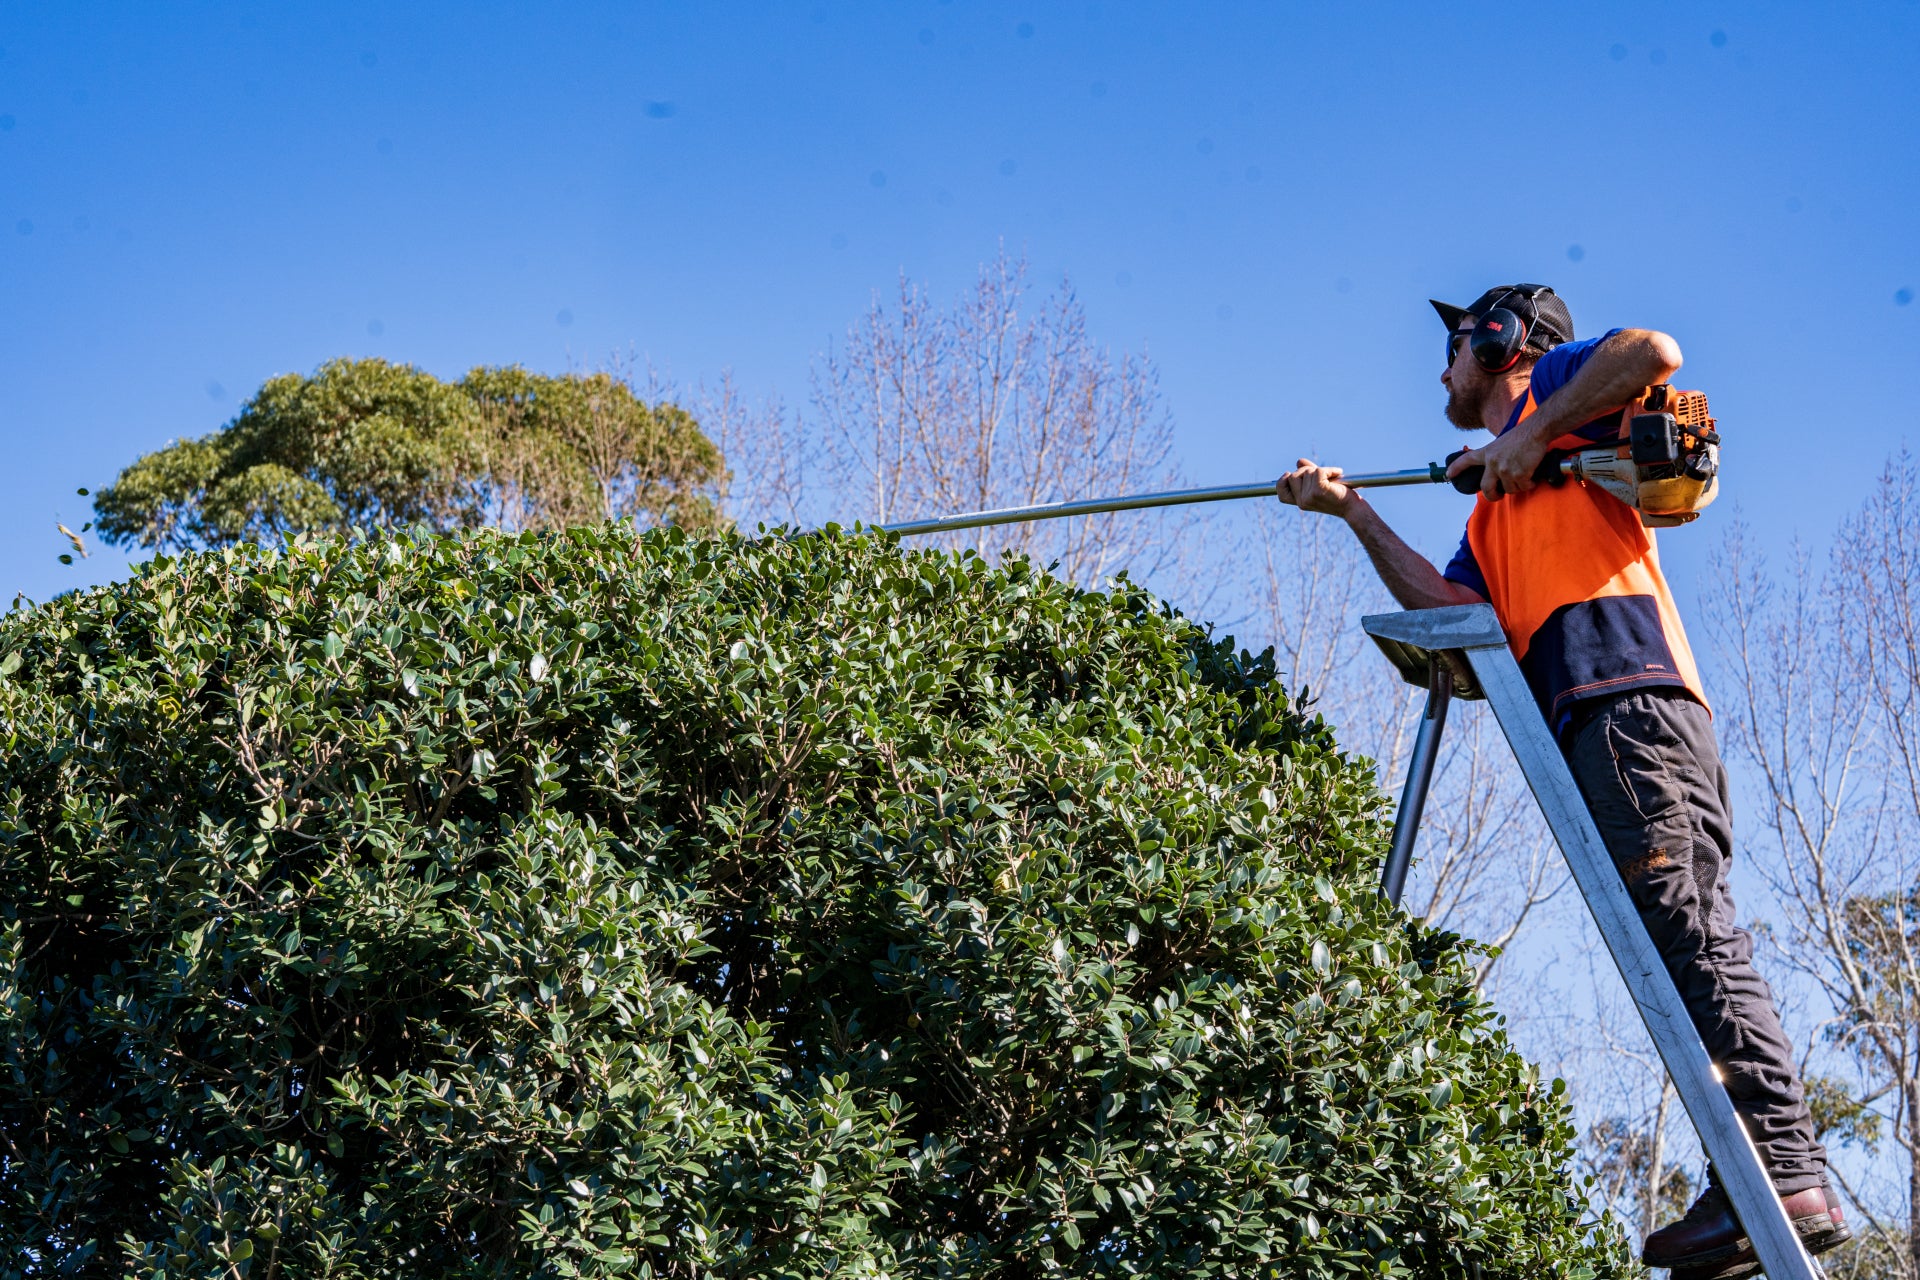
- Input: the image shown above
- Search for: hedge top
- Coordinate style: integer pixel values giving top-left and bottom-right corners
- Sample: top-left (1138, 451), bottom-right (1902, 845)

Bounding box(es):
top-left (0, 524), bottom-right (1624, 1278)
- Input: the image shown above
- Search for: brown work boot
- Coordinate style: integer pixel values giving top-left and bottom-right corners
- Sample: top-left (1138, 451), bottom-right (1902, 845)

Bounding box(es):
top-left (1645, 1181), bottom-right (1845, 1272)
top-left (1667, 1185), bottom-right (1851, 1280)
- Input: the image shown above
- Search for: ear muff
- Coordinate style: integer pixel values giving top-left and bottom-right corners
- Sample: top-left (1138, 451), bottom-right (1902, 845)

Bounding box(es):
top-left (1469, 305), bottom-right (1530, 372)
top-left (1467, 284), bottom-right (1553, 372)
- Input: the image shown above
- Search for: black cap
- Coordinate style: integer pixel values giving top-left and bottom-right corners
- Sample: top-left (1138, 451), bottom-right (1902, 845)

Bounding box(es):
top-left (1429, 284), bottom-right (1575, 352)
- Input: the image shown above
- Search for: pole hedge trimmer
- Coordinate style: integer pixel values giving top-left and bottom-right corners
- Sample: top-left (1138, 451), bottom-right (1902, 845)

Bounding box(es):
top-left (885, 385), bottom-right (1719, 536)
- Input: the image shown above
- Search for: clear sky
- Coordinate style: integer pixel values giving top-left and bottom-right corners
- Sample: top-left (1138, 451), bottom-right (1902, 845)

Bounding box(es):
top-left (3, 1), bottom-right (1917, 610)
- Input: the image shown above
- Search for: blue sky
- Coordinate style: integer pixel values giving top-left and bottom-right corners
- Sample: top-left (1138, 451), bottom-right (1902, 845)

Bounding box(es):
top-left (3, 0), bottom-right (1917, 610)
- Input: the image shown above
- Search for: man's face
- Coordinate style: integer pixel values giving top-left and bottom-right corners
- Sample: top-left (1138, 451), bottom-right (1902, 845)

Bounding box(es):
top-left (1441, 319), bottom-right (1489, 431)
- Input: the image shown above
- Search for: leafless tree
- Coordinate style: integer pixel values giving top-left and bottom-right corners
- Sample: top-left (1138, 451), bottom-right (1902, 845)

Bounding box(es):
top-left (812, 250), bottom-right (1203, 601)
top-left (692, 370), bottom-right (812, 533)
top-left (1701, 455), bottom-right (1920, 1279)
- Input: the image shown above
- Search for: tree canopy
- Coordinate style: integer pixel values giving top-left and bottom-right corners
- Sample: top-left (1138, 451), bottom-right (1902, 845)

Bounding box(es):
top-left (90, 358), bottom-right (725, 551)
top-left (0, 524), bottom-right (1625, 1277)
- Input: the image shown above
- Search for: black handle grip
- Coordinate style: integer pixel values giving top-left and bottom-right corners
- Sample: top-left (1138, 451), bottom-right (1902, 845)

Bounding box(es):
top-left (1445, 450), bottom-right (1482, 495)
top-left (1444, 448), bottom-right (1567, 496)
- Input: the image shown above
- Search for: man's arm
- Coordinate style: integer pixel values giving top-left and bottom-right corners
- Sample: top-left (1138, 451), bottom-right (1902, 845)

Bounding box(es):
top-left (1274, 461), bottom-right (1484, 610)
top-left (1450, 328), bottom-right (1683, 499)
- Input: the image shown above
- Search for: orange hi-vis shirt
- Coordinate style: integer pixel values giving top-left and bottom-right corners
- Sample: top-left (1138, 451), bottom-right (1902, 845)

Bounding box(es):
top-left (1439, 331), bottom-right (1709, 731)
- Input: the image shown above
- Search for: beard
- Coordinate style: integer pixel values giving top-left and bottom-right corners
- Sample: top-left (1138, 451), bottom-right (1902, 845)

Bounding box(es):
top-left (1445, 377), bottom-right (1489, 431)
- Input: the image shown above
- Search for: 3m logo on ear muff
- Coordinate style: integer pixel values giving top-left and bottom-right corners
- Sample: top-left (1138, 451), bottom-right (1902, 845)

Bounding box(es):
top-left (1469, 285), bottom-right (1553, 373)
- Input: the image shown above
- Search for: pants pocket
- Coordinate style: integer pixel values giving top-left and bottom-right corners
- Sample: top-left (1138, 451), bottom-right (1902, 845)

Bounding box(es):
top-left (1605, 713), bottom-right (1688, 826)
top-left (1568, 710), bottom-right (1697, 895)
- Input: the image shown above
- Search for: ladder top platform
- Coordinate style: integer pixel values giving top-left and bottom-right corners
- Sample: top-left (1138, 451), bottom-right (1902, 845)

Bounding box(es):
top-left (1360, 604), bottom-right (1500, 700)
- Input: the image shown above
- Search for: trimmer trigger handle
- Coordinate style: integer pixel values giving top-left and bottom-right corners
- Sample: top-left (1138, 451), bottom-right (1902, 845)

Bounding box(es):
top-left (1444, 450), bottom-right (1482, 495)
top-left (1443, 448), bottom-right (1568, 496)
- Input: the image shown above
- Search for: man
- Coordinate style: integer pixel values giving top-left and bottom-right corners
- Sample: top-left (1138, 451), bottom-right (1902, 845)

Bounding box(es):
top-left (1274, 285), bottom-right (1846, 1274)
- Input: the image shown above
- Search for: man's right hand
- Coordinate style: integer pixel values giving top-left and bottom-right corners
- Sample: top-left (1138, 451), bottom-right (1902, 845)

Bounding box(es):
top-left (1275, 458), bottom-right (1360, 518)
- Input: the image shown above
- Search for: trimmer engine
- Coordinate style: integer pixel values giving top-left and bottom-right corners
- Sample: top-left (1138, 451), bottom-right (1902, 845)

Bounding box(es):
top-left (1449, 384), bottom-right (1722, 527)
top-left (1570, 385), bottom-right (1720, 527)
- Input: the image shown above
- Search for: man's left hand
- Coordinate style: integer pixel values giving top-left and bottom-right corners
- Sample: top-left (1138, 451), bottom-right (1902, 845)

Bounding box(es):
top-left (1446, 427), bottom-right (1551, 501)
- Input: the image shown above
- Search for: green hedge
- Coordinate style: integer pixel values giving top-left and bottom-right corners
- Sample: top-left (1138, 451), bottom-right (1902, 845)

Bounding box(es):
top-left (0, 525), bottom-right (1627, 1277)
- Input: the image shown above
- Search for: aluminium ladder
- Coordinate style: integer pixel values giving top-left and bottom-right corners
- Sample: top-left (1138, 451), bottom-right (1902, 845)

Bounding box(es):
top-left (1366, 605), bottom-right (1819, 1280)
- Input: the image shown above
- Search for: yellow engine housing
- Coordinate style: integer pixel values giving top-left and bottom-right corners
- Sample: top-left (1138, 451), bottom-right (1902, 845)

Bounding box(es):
top-left (1567, 387), bottom-right (1720, 528)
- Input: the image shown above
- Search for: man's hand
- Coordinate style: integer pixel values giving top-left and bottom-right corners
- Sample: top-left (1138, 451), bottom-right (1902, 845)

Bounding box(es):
top-left (1275, 458), bottom-right (1360, 517)
top-left (1446, 426), bottom-right (1551, 501)
top-left (1278, 457), bottom-right (1483, 609)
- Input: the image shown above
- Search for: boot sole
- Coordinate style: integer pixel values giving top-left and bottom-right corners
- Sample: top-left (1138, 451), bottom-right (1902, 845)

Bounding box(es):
top-left (1663, 1213), bottom-right (1851, 1280)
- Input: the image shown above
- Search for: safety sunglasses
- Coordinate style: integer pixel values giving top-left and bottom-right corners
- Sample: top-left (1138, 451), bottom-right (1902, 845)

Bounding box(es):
top-left (1446, 329), bottom-right (1474, 363)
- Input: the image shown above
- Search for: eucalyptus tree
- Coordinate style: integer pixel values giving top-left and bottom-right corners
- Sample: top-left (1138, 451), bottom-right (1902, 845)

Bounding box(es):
top-left (92, 357), bottom-right (724, 551)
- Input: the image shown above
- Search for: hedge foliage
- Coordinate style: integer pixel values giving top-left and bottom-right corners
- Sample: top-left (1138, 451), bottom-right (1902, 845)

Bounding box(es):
top-left (0, 525), bottom-right (1628, 1278)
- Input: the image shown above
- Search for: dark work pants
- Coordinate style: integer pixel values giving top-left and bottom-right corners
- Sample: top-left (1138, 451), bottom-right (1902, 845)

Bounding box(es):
top-left (1563, 688), bottom-right (1827, 1194)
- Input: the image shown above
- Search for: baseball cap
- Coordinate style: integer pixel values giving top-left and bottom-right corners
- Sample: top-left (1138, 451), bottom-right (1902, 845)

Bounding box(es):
top-left (1429, 284), bottom-right (1575, 352)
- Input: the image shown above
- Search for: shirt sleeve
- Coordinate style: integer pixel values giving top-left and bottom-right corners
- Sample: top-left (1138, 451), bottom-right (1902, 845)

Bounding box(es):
top-left (1527, 327), bottom-right (1628, 442)
top-left (1441, 529), bottom-right (1489, 600)
top-left (1530, 327), bottom-right (1625, 399)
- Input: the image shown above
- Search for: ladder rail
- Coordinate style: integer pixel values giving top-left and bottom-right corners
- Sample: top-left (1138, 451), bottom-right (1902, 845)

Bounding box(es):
top-left (1364, 605), bottom-right (1818, 1280)
top-left (1379, 656), bottom-right (1451, 907)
